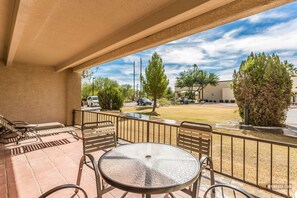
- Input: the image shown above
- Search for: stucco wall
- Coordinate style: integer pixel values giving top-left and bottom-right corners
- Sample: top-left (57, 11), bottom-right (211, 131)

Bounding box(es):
top-left (222, 88), bottom-right (235, 100)
top-left (203, 81), bottom-right (232, 101)
top-left (292, 77), bottom-right (297, 93)
top-left (0, 63), bottom-right (81, 125)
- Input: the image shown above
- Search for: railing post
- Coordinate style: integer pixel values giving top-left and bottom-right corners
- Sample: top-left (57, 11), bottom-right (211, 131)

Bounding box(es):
top-left (96, 113), bottom-right (99, 127)
top-left (116, 116), bottom-right (119, 141)
top-left (72, 110), bottom-right (76, 126)
top-left (146, 122), bottom-right (150, 142)
top-left (81, 110), bottom-right (85, 127)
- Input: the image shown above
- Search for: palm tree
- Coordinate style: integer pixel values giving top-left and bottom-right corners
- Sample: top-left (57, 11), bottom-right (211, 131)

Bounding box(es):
top-left (176, 65), bottom-right (219, 101)
top-left (196, 71), bottom-right (219, 100)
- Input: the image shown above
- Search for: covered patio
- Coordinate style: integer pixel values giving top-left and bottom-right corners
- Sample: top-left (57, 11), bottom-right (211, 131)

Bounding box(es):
top-left (0, 0), bottom-right (296, 197)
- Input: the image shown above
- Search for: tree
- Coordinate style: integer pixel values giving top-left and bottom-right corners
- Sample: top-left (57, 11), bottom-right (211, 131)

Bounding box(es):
top-left (175, 68), bottom-right (198, 100)
top-left (120, 84), bottom-right (133, 101)
top-left (196, 71), bottom-right (219, 100)
top-left (94, 77), bottom-right (118, 90)
top-left (81, 69), bottom-right (94, 81)
top-left (81, 83), bottom-right (92, 99)
top-left (142, 52), bottom-right (169, 112)
top-left (96, 77), bottom-right (124, 110)
top-left (164, 87), bottom-right (174, 100)
top-left (232, 52), bottom-right (293, 127)
top-left (175, 64), bottom-right (219, 100)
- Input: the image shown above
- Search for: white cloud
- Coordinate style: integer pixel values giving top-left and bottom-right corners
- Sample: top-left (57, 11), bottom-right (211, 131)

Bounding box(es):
top-left (200, 18), bottom-right (297, 56)
top-left (244, 11), bottom-right (289, 24)
top-left (154, 46), bottom-right (205, 65)
top-left (216, 69), bottom-right (236, 81)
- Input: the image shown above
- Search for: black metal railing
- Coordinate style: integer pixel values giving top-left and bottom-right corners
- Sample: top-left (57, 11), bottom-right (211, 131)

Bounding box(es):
top-left (73, 109), bottom-right (297, 197)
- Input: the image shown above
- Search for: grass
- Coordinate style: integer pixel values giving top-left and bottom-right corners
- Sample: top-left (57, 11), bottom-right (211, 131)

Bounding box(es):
top-left (122, 103), bottom-right (241, 124)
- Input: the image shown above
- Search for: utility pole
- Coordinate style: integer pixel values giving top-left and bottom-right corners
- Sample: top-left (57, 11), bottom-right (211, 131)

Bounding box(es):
top-left (133, 61), bottom-right (136, 101)
top-left (139, 58), bottom-right (142, 98)
top-left (136, 84), bottom-right (139, 98)
top-left (92, 77), bottom-right (95, 95)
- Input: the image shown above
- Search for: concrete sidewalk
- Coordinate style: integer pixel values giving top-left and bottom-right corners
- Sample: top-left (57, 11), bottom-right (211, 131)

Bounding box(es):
top-left (286, 109), bottom-right (297, 133)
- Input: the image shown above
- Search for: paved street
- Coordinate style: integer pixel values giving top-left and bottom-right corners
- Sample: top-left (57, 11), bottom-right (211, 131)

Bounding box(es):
top-left (287, 108), bottom-right (297, 126)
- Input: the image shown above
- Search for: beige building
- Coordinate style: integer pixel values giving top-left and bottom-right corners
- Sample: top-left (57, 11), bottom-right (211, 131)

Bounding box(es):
top-left (0, 0), bottom-right (292, 125)
top-left (175, 80), bottom-right (234, 102)
top-left (175, 77), bottom-right (297, 103)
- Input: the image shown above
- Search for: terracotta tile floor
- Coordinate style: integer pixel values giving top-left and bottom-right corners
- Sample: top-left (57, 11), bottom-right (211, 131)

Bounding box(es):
top-left (0, 128), bottom-right (281, 198)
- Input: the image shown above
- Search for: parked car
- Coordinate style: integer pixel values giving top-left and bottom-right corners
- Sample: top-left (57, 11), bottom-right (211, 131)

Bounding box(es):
top-left (87, 96), bottom-right (99, 107)
top-left (179, 97), bottom-right (189, 104)
top-left (137, 98), bottom-right (152, 106)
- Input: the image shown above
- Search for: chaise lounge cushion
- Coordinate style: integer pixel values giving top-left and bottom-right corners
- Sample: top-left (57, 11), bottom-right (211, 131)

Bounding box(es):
top-left (34, 122), bottom-right (65, 131)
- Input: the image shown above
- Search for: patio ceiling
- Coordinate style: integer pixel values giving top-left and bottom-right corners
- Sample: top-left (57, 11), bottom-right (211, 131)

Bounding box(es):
top-left (0, 0), bottom-right (293, 72)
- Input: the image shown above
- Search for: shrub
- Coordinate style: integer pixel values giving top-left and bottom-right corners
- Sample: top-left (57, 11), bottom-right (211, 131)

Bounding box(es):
top-left (230, 100), bottom-right (235, 103)
top-left (225, 100), bottom-right (229, 103)
top-left (219, 100), bottom-right (224, 103)
top-left (158, 98), bottom-right (171, 106)
top-left (232, 53), bottom-right (293, 127)
top-left (98, 87), bottom-right (124, 110)
top-left (204, 99), bottom-right (208, 102)
top-left (209, 100), bottom-right (212, 102)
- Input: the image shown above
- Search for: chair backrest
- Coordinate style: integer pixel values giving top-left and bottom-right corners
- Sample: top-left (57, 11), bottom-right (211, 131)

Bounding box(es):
top-left (0, 116), bottom-right (16, 132)
top-left (81, 121), bottom-right (116, 155)
top-left (177, 121), bottom-right (212, 158)
top-left (203, 184), bottom-right (254, 198)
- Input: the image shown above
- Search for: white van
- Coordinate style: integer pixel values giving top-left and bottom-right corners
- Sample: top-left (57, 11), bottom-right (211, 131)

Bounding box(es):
top-left (87, 96), bottom-right (99, 107)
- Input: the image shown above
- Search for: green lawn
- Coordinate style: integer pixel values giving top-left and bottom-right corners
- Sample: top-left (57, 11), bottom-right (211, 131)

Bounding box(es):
top-left (122, 103), bottom-right (241, 124)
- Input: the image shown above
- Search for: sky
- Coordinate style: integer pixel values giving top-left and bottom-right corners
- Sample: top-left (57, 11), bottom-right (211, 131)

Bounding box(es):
top-left (89, 2), bottom-right (297, 89)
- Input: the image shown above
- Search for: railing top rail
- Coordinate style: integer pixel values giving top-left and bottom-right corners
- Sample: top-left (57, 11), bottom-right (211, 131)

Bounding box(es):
top-left (74, 109), bottom-right (297, 148)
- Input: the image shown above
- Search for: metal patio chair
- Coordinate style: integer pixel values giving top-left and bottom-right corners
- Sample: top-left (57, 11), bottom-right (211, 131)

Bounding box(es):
top-left (76, 121), bottom-right (127, 198)
top-left (176, 121), bottom-right (215, 197)
top-left (39, 184), bottom-right (88, 198)
top-left (0, 115), bottom-right (42, 144)
top-left (203, 184), bottom-right (254, 198)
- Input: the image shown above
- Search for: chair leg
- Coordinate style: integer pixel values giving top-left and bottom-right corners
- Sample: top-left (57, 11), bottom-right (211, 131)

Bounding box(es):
top-left (76, 154), bottom-right (103, 198)
top-left (75, 156), bottom-right (84, 191)
top-left (208, 157), bottom-right (215, 186)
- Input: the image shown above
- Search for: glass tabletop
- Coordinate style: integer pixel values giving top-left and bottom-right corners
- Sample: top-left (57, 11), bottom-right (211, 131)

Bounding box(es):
top-left (98, 143), bottom-right (200, 194)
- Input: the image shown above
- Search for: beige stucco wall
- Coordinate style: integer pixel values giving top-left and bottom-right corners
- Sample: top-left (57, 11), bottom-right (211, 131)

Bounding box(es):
top-left (222, 88), bottom-right (235, 101)
top-left (0, 63), bottom-right (81, 125)
top-left (292, 77), bottom-right (297, 93)
top-left (203, 81), bottom-right (232, 101)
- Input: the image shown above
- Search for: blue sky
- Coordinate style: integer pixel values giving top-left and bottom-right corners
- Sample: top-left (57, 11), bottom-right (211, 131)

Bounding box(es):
top-left (90, 2), bottom-right (297, 89)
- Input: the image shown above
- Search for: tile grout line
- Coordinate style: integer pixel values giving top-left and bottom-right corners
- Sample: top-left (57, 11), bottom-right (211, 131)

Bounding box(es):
top-left (24, 152), bottom-right (43, 196)
top-left (40, 148), bottom-right (69, 185)
top-left (41, 145), bottom-right (84, 198)
top-left (55, 141), bottom-right (96, 181)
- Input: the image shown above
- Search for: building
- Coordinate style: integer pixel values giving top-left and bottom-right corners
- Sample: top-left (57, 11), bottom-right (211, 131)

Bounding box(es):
top-left (175, 76), bottom-right (297, 103)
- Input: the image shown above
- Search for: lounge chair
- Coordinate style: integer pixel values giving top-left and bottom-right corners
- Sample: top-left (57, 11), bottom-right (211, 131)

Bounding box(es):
top-left (0, 115), bottom-right (42, 144)
top-left (0, 115), bottom-right (78, 144)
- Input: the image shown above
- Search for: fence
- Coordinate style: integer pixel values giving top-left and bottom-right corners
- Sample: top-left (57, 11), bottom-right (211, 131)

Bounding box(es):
top-left (73, 109), bottom-right (297, 197)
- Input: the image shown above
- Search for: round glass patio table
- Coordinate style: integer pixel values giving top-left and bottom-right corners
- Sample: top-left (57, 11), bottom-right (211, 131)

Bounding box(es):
top-left (98, 143), bottom-right (200, 197)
